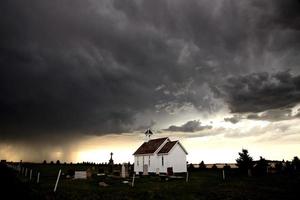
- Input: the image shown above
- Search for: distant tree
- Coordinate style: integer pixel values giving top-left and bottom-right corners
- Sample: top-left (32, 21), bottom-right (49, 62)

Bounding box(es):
top-left (236, 149), bottom-right (253, 174)
top-left (56, 160), bottom-right (60, 165)
top-left (212, 164), bottom-right (218, 169)
top-left (188, 163), bottom-right (195, 171)
top-left (285, 161), bottom-right (292, 173)
top-left (50, 161), bottom-right (54, 164)
top-left (43, 160), bottom-right (47, 164)
top-left (223, 163), bottom-right (231, 170)
top-left (255, 156), bottom-right (269, 175)
top-left (275, 161), bottom-right (283, 172)
top-left (199, 161), bottom-right (206, 169)
top-left (292, 156), bottom-right (300, 171)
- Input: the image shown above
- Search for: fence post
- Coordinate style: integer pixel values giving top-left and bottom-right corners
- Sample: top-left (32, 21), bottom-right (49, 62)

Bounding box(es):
top-left (54, 169), bottom-right (62, 192)
top-left (25, 168), bottom-right (28, 177)
top-left (186, 171), bottom-right (189, 182)
top-left (248, 169), bottom-right (252, 177)
top-left (30, 169), bottom-right (32, 181)
top-left (37, 172), bottom-right (40, 184)
top-left (222, 169), bottom-right (225, 180)
top-left (131, 173), bottom-right (135, 187)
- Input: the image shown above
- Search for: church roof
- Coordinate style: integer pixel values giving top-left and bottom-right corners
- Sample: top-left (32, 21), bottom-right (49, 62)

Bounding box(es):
top-left (133, 137), bottom-right (188, 155)
top-left (133, 137), bottom-right (168, 155)
top-left (157, 141), bottom-right (177, 154)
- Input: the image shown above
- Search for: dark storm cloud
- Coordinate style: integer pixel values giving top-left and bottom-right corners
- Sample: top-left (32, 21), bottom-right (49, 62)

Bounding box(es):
top-left (135, 120), bottom-right (156, 132)
top-left (1, 0), bottom-right (300, 142)
top-left (224, 106), bottom-right (300, 123)
top-left (224, 115), bottom-right (241, 124)
top-left (214, 71), bottom-right (300, 113)
top-left (246, 108), bottom-right (300, 122)
top-left (164, 120), bottom-right (212, 132)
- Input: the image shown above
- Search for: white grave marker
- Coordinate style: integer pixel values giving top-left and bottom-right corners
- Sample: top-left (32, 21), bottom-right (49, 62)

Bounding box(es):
top-left (74, 171), bottom-right (87, 179)
top-left (121, 163), bottom-right (129, 178)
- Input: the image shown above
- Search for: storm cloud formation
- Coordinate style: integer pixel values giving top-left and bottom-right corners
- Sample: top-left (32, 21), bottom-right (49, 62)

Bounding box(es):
top-left (224, 115), bottom-right (241, 124)
top-left (164, 120), bottom-right (212, 132)
top-left (1, 0), bottom-right (300, 142)
top-left (215, 71), bottom-right (300, 113)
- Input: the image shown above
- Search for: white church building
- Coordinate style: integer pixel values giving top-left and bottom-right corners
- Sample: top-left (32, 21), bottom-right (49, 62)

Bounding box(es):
top-left (133, 129), bottom-right (188, 175)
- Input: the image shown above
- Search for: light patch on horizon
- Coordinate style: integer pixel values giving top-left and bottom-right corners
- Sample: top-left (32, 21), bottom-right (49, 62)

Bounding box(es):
top-left (1, 117), bottom-right (300, 164)
top-left (72, 116), bottom-right (300, 163)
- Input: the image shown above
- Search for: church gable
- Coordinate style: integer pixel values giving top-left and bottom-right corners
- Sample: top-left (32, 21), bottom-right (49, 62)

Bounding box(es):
top-left (133, 137), bottom-right (168, 155)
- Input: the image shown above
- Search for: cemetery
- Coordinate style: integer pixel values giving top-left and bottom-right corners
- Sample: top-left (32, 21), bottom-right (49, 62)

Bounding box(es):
top-left (2, 157), bottom-right (300, 200)
top-left (2, 134), bottom-right (300, 199)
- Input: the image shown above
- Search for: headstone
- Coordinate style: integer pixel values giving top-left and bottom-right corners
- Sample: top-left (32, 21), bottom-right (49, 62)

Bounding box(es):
top-left (143, 164), bottom-right (148, 175)
top-left (86, 168), bottom-right (93, 178)
top-left (156, 168), bottom-right (160, 175)
top-left (74, 171), bottom-right (87, 179)
top-left (99, 182), bottom-right (109, 187)
top-left (121, 163), bottom-right (129, 178)
top-left (108, 152), bottom-right (114, 174)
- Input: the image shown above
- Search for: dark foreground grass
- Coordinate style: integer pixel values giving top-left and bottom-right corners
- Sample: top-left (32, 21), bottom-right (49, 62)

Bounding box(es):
top-left (4, 163), bottom-right (300, 200)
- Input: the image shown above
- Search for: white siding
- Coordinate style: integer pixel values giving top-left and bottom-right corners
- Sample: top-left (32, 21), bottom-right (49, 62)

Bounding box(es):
top-left (134, 156), bottom-right (143, 173)
top-left (165, 143), bottom-right (187, 173)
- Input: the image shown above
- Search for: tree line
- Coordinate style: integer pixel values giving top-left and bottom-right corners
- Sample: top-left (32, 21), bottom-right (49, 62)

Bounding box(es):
top-left (188, 149), bottom-right (300, 176)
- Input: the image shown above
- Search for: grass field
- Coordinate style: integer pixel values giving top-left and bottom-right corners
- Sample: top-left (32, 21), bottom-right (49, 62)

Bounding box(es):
top-left (3, 163), bottom-right (300, 200)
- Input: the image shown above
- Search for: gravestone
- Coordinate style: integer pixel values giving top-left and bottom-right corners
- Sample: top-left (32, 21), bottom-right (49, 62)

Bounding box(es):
top-left (121, 163), bottom-right (129, 178)
top-left (143, 164), bottom-right (148, 175)
top-left (99, 182), bottom-right (109, 187)
top-left (108, 152), bottom-right (114, 174)
top-left (74, 171), bottom-right (87, 179)
top-left (156, 168), bottom-right (160, 175)
top-left (86, 168), bottom-right (93, 178)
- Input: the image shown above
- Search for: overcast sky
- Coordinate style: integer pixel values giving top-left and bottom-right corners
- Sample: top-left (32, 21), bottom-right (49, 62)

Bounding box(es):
top-left (1, 0), bottom-right (300, 163)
